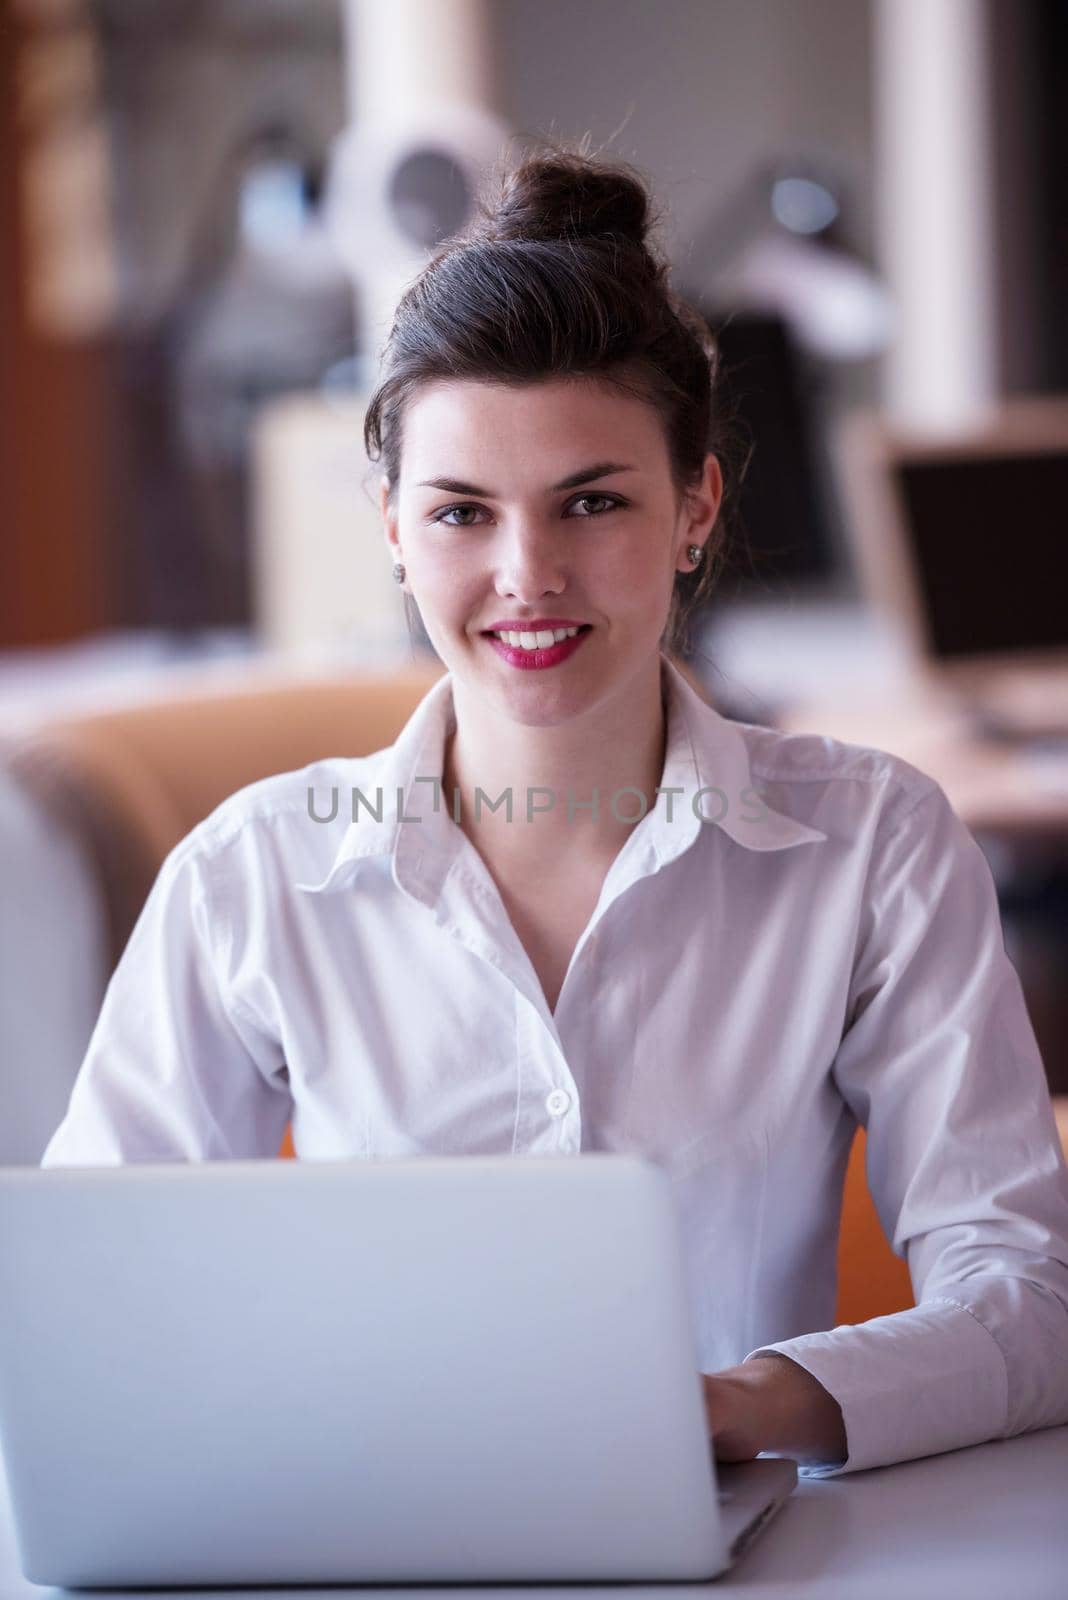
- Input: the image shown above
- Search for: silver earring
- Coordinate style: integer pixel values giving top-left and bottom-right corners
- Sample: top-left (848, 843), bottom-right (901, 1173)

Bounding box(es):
top-left (392, 562), bottom-right (406, 584)
top-left (686, 544), bottom-right (703, 566)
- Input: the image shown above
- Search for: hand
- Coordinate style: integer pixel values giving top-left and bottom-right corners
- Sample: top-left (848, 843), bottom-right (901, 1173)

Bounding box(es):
top-left (700, 1353), bottom-right (847, 1466)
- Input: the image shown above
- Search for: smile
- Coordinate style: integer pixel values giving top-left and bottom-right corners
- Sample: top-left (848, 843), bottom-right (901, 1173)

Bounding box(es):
top-left (481, 625), bottom-right (592, 670)
top-left (489, 626), bottom-right (582, 648)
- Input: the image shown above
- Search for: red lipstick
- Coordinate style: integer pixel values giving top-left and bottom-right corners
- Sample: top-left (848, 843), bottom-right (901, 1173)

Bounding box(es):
top-left (482, 623), bottom-right (592, 672)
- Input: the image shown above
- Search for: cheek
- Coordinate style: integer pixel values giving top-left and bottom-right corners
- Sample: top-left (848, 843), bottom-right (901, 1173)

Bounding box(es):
top-left (407, 532), bottom-right (454, 579)
top-left (411, 546), bottom-right (481, 616)
top-left (594, 526), bottom-right (676, 596)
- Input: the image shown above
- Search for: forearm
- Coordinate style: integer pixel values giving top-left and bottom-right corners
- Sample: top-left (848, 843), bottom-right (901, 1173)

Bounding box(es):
top-left (701, 1352), bottom-right (847, 1467)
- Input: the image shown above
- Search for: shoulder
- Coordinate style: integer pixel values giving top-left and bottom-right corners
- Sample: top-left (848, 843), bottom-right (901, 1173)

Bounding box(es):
top-left (733, 717), bottom-right (943, 821)
top-left (732, 717), bottom-right (991, 917)
top-left (707, 713), bottom-right (954, 859)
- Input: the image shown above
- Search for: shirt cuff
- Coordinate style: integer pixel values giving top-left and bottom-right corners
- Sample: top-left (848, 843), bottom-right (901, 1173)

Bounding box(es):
top-left (744, 1297), bottom-right (1010, 1475)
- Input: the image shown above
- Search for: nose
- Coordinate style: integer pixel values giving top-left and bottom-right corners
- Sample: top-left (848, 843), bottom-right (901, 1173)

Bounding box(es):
top-left (494, 521), bottom-right (568, 602)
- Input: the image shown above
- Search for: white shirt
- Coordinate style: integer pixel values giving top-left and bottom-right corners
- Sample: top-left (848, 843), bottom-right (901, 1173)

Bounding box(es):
top-left (41, 652), bottom-right (1068, 1476)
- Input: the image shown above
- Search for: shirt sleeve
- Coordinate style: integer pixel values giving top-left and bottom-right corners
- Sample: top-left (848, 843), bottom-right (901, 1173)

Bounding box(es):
top-left (39, 831), bottom-right (294, 1166)
top-left (743, 778), bottom-right (1068, 1476)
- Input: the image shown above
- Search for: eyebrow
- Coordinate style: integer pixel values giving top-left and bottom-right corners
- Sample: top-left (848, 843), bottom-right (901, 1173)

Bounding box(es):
top-left (415, 461), bottom-right (637, 497)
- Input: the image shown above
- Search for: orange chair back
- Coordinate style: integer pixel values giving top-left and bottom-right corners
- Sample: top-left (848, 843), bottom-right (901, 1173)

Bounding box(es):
top-left (836, 1127), bottom-right (914, 1323)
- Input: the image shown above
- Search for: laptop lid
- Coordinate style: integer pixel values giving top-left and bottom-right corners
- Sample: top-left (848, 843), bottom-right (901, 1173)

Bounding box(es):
top-left (0, 1153), bottom-right (761, 1588)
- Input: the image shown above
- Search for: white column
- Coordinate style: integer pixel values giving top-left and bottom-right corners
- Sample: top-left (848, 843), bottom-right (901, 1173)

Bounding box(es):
top-left (873, 0), bottom-right (998, 428)
top-left (338, 0), bottom-right (502, 358)
top-left (343, 0), bottom-right (497, 127)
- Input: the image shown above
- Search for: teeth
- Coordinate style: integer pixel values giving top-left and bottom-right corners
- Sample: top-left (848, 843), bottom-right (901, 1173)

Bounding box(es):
top-left (493, 626), bottom-right (581, 649)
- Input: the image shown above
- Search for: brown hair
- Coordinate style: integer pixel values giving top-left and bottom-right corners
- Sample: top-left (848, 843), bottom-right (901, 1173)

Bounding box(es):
top-left (363, 136), bottom-right (747, 658)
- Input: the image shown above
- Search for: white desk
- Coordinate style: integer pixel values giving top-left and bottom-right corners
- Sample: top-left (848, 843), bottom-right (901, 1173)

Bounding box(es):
top-left (2, 1426), bottom-right (1066, 1598)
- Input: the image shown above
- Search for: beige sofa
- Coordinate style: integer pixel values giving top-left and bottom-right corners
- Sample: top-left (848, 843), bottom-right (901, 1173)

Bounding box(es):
top-left (0, 663), bottom-right (444, 1166)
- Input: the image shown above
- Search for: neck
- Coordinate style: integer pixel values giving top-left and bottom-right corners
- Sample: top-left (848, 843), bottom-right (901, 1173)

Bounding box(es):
top-left (442, 653), bottom-right (669, 867)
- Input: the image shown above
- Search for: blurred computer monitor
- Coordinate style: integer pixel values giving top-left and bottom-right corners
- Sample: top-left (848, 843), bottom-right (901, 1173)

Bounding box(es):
top-left (839, 398), bottom-right (1068, 737)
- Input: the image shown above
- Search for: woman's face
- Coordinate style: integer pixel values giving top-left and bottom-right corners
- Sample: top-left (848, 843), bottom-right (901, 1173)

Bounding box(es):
top-left (381, 376), bottom-right (721, 728)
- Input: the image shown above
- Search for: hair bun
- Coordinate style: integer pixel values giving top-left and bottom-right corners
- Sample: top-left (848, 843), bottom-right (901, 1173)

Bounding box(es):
top-left (485, 150), bottom-right (651, 249)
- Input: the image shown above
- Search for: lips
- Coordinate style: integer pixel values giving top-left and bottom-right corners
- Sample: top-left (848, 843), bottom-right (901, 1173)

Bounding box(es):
top-left (483, 626), bottom-right (592, 671)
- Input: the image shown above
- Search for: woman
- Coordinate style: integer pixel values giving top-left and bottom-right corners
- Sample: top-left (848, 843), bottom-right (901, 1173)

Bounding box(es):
top-left (42, 145), bottom-right (1068, 1477)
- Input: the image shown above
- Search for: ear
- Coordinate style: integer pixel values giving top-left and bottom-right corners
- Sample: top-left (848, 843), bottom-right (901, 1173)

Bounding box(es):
top-left (675, 453), bottom-right (723, 568)
top-left (380, 475), bottom-right (400, 561)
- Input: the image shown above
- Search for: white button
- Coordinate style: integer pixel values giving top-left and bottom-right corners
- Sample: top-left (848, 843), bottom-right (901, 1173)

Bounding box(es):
top-left (546, 1089), bottom-right (571, 1118)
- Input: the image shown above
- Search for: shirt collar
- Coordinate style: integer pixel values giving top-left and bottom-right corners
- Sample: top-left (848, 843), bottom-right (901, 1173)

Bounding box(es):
top-left (295, 651), bottom-right (826, 897)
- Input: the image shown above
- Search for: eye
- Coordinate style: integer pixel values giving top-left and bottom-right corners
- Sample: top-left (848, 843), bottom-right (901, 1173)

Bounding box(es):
top-left (569, 492), bottom-right (626, 516)
top-left (430, 503), bottom-right (487, 527)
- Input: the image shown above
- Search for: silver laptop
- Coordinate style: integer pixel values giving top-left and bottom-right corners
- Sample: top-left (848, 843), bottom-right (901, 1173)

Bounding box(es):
top-left (0, 1154), bottom-right (796, 1588)
top-left (838, 398), bottom-right (1068, 739)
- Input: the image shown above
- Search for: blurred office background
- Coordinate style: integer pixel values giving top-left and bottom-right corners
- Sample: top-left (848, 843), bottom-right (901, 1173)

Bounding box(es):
top-left (2, 0), bottom-right (1067, 1160)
